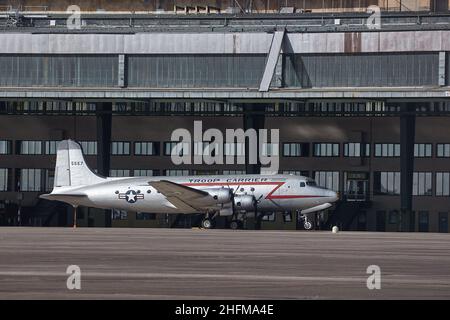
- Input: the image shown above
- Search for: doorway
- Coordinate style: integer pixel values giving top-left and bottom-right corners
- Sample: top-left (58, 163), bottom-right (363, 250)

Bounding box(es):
top-left (439, 212), bottom-right (448, 233)
top-left (376, 211), bottom-right (386, 232)
top-left (345, 172), bottom-right (369, 201)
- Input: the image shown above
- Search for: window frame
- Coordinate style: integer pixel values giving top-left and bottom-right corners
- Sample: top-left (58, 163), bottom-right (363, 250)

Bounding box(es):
top-left (134, 141), bottom-right (159, 156)
top-left (312, 143), bottom-right (340, 157)
top-left (111, 141), bottom-right (131, 156)
top-left (374, 143), bottom-right (400, 158)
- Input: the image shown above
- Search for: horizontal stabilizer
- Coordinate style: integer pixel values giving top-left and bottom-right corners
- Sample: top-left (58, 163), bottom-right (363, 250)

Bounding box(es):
top-left (40, 193), bottom-right (87, 200)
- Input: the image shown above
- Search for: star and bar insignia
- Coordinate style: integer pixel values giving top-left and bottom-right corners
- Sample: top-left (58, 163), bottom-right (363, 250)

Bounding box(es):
top-left (118, 190), bottom-right (144, 203)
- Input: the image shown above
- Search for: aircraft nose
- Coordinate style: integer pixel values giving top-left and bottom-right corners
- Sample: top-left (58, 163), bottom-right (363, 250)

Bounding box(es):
top-left (327, 190), bottom-right (339, 202)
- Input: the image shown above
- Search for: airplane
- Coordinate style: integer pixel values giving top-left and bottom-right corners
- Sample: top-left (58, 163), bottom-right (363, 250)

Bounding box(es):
top-left (41, 140), bottom-right (339, 230)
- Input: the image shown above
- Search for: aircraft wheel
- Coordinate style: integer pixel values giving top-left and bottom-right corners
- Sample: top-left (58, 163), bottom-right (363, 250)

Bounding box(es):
top-left (201, 219), bottom-right (213, 229)
top-left (229, 220), bottom-right (240, 230)
top-left (303, 221), bottom-right (313, 230)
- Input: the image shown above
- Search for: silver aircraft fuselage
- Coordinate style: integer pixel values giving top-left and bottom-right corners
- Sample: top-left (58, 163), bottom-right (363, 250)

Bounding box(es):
top-left (44, 174), bottom-right (338, 215)
top-left (41, 140), bottom-right (338, 217)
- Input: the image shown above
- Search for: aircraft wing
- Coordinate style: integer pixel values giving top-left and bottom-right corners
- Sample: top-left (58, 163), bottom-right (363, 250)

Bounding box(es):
top-left (148, 180), bottom-right (209, 212)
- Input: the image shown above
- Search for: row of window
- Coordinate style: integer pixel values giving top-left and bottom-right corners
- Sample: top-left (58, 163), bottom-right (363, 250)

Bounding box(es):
top-left (112, 210), bottom-right (157, 221)
top-left (0, 168), bottom-right (249, 191)
top-left (109, 208), bottom-right (448, 233)
top-left (261, 210), bottom-right (447, 233)
top-left (0, 140), bottom-right (98, 155)
top-left (3, 101), bottom-right (450, 116)
top-left (2, 168), bottom-right (450, 196)
top-left (380, 210), bottom-right (448, 233)
top-left (2, 140), bottom-right (450, 158)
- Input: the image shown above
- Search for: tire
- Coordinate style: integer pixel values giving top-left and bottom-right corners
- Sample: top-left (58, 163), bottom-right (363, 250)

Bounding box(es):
top-left (201, 219), bottom-right (213, 229)
top-left (229, 220), bottom-right (239, 230)
top-left (303, 221), bottom-right (313, 230)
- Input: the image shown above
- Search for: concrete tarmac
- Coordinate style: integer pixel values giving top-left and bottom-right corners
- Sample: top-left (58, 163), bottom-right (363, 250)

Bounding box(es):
top-left (0, 227), bottom-right (449, 299)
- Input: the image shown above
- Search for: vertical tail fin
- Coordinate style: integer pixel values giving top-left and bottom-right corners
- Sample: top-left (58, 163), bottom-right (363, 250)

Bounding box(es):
top-left (54, 140), bottom-right (105, 188)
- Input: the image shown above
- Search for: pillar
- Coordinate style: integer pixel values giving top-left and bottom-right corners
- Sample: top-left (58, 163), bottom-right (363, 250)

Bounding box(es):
top-left (400, 102), bottom-right (416, 232)
top-left (96, 102), bottom-right (112, 227)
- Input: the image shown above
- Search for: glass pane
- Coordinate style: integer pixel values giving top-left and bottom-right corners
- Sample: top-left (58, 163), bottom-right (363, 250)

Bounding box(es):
top-left (437, 144), bottom-right (444, 157)
top-left (444, 173), bottom-right (450, 196)
top-left (375, 144), bottom-right (381, 156)
top-left (436, 173), bottom-right (443, 196)
top-left (395, 144), bottom-right (400, 157)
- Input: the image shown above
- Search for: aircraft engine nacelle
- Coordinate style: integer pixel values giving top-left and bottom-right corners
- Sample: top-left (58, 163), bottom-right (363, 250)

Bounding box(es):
top-left (205, 188), bottom-right (232, 204)
top-left (233, 195), bottom-right (256, 211)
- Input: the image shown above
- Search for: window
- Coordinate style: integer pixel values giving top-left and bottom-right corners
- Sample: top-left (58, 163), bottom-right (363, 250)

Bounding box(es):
top-left (74, 102), bottom-right (96, 113)
top-left (306, 180), bottom-right (317, 187)
top-left (374, 172), bottom-right (400, 195)
top-left (0, 141), bottom-right (11, 154)
top-left (45, 169), bottom-right (54, 192)
top-left (438, 212), bottom-right (448, 233)
top-left (192, 170), bottom-right (220, 176)
top-left (44, 141), bottom-right (59, 155)
top-left (313, 171), bottom-right (339, 191)
top-left (389, 210), bottom-right (399, 224)
top-left (414, 144), bottom-right (432, 158)
top-left (376, 211), bottom-right (386, 232)
top-left (282, 170), bottom-right (309, 177)
top-left (223, 170), bottom-right (245, 175)
top-left (18, 141), bottom-right (42, 155)
top-left (413, 172), bottom-right (432, 196)
top-left (374, 143), bottom-right (400, 157)
top-left (344, 143), bottom-right (370, 157)
top-left (283, 212), bottom-right (292, 223)
top-left (164, 169), bottom-right (189, 176)
top-left (19, 169), bottom-right (42, 191)
top-left (0, 169), bottom-right (8, 191)
top-left (112, 209), bottom-right (128, 220)
top-left (79, 141), bottom-right (97, 155)
top-left (109, 169), bottom-right (130, 177)
top-left (111, 142), bottom-right (130, 155)
top-left (262, 212), bottom-right (276, 222)
top-left (436, 172), bottom-right (450, 196)
top-left (418, 211), bottom-right (429, 232)
top-left (164, 142), bottom-right (190, 156)
top-left (313, 143), bottom-right (339, 157)
top-left (356, 211), bottom-right (367, 231)
top-left (261, 143), bottom-right (279, 157)
top-left (135, 142), bottom-right (158, 156)
top-left (133, 169), bottom-right (155, 177)
top-left (193, 141), bottom-right (220, 157)
top-left (136, 212), bottom-right (156, 220)
top-left (282, 143), bottom-right (309, 157)
top-left (437, 144), bottom-right (450, 157)
top-left (224, 143), bottom-right (245, 157)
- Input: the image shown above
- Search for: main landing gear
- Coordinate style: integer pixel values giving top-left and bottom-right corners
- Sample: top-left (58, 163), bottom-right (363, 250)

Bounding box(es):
top-left (229, 219), bottom-right (245, 230)
top-left (201, 212), bottom-right (218, 229)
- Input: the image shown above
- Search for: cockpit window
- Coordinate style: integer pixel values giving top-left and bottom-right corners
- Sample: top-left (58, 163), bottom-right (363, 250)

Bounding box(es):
top-left (306, 181), bottom-right (317, 187)
top-left (300, 182), bottom-right (306, 187)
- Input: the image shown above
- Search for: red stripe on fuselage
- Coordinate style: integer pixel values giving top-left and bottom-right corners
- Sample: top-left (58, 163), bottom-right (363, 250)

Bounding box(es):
top-left (181, 182), bottom-right (326, 200)
top-left (268, 195), bottom-right (326, 199)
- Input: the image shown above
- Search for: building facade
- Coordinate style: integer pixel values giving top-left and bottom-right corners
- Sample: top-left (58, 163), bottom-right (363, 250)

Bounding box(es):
top-left (0, 5), bottom-right (449, 232)
top-left (1, 101), bottom-right (450, 232)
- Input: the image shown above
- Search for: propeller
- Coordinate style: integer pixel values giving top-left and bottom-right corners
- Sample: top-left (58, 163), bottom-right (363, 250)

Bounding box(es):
top-left (225, 183), bottom-right (241, 219)
top-left (252, 193), bottom-right (264, 230)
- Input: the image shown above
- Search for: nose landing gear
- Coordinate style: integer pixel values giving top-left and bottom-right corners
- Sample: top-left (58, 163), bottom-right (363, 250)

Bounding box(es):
top-left (303, 219), bottom-right (313, 230)
top-left (298, 211), bottom-right (314, 230)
